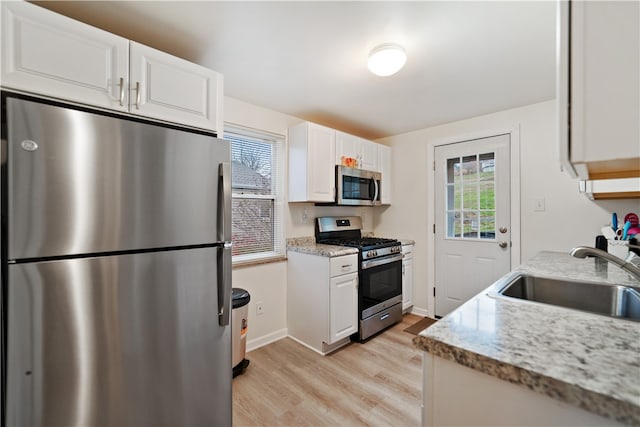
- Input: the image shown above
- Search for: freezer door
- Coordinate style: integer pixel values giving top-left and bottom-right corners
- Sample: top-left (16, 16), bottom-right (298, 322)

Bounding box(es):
top-left (6, 97), bottom-right (231, 260)
top-left (6, 247), bottom-right (232, 427)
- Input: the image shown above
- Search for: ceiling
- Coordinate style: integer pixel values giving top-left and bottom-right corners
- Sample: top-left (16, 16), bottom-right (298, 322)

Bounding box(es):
top-left (33, 1), bottom-right (558, 140)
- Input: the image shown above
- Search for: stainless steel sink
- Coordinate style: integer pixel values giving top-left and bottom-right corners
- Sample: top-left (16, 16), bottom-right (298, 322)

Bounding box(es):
top-left (489, 273), bottom-right (640, 321)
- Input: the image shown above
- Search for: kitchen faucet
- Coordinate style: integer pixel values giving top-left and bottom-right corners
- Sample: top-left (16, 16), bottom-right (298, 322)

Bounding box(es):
top-left (570, 246), bottom-right (640, 281)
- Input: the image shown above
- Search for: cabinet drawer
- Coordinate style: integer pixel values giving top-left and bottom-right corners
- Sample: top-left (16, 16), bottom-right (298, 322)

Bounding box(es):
top-left (401, 244), bottom-right (414, 258)
top-left (330, 255), bottom-right (358, 277)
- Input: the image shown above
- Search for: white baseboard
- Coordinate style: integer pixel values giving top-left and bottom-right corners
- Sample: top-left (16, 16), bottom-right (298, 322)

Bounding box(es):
top-left (246, 328), bottom-right (288, 353)
top-left (410, 306), bottom-right (431, 318)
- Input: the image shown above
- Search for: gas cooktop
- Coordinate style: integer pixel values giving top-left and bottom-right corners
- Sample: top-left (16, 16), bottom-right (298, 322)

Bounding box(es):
top-left (319, 237), bottom-right (398, 250)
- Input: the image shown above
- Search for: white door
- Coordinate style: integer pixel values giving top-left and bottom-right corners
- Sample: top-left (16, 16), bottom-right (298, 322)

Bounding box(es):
top-left (434, 134), bottom-right (511, 317)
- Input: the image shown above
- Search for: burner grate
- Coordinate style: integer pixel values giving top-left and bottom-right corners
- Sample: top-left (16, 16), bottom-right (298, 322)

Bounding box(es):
top-left (319, 237), bottom-right (399, 250)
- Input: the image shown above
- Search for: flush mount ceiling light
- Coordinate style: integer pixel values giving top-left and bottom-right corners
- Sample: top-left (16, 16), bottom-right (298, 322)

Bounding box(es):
top-left (367, 43), bottom-right (407, 76)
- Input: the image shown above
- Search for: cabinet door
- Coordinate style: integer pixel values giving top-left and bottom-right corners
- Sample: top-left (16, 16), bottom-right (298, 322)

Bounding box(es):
top-left (360, 139), bottom-right (379, 171)
top-left (378, 144), bottom-right (392, 204)
top-left (129, 42), bottom-right (223, 132)
top-left (329, 272), bottom-right (358, 343)
top-left (335, 131), bottom-right (379, 171)
top-left (335, 131), bottom-right (360, 165)
top-left (307, 123), bottom-right (336, 202)
top-left (402, 258), bottom-right (413, 312)
top-left (1, 1), bottom-right (129, 111)
top-left (566, 1), bottom-right (640, 179)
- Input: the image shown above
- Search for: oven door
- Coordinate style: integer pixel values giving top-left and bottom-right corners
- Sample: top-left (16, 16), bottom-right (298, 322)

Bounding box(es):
top-left (360, 254), bottom-right (403, 319)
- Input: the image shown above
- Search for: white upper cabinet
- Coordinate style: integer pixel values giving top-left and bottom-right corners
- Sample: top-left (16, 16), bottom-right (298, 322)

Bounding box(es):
top-left (558, 0), bottom-right (640, 181)
top-left (129, 42), bottom-right (223, 132)
top-left (1, 2), bottom-right (223, 132)
top-left (1, 1), bottom-right (129, 111)
top-left (335, 131), bottom-right (379, 172)
top-left (378, 144), bottom-right (392, 205)
top-left (290, 124), bottom-right (392, 204)
top-left (288, 122), bottom-right (336, 202)
top-left (335, 131), bottom-right (361, 165)
top-left (360, 139), bottom-right (379, 171)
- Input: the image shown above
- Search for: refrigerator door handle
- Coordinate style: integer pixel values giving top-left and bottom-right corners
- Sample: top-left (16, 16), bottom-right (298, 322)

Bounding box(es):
top-left (217, 161), bottom-right (232, 327)
top-left (217, 244), bottom-right (232, 326)
top-left (218, 162), bottom-right (232, 243)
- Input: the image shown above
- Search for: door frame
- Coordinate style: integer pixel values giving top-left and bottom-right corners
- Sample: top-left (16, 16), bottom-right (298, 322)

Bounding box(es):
top-left (426, 125), bottom-right (521, 317)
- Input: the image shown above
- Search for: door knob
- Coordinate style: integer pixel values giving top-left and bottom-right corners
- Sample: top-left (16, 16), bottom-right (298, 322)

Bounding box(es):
top-left (498, 241), bottom-right (508, 248)
top-left (499, 227), bottom-right (508, 234)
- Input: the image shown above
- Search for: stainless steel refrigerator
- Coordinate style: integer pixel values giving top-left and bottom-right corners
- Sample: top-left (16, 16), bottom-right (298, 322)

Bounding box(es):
top-left (1, 95), bottom-right (232, 426)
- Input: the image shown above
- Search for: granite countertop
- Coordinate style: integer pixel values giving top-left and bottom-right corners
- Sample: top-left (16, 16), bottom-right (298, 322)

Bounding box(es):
top-left (286, 237), bottom-right (358, 258)
top-left (413, 251), bottom-right (640, 426)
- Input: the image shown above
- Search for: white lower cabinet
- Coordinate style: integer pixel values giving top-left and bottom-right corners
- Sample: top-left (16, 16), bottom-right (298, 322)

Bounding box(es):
top-left (287, 251), bottom-right (358, 355)
top-left (402, 244), bottom-right (414, 313)
top-left (421, 354), bottom-right (624, 426)
top-left (329, 269), bottom-right (359, 343)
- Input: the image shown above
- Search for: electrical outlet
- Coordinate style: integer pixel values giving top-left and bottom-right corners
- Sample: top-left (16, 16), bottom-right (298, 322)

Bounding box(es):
top-left (301, 207), bottom-right (308, 223)
top-left (256, 302), bottom-right (264, 315)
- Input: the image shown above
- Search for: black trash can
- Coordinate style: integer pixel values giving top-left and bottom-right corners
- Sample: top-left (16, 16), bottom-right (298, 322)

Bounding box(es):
top-left (231, 288), bottom-right (250, 377)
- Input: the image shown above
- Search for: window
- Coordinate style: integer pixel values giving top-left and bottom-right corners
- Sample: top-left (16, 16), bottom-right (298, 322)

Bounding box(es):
top-left (445, 152), bottom-right (496, 240)
top-left (225, 124), bottom-right (285, 264)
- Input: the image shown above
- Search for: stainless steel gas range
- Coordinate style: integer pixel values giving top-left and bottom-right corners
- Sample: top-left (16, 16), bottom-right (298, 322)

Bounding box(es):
top-left (316, 216), bottom-right (403, 341)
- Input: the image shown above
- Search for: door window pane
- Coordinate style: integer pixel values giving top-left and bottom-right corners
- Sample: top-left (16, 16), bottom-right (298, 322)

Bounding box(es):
top-left (445, 152), bottom-right (496, 240)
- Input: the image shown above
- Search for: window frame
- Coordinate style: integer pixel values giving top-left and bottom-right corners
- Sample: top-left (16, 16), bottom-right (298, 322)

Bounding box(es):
top-left (224, 123), bottom-right (286, 265)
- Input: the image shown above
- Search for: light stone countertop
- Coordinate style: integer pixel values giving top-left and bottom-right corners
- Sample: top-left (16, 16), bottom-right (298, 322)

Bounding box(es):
top-left (286, 237), bottom-right (358, 258)
top-left (413, 251), bottom-right (640, 426)
top-left (286, 235), bottom-right (411, 258)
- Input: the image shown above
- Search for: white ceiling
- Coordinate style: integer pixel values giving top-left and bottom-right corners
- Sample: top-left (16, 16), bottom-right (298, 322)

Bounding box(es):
top-left (34, 1), bottom-right (557, 140)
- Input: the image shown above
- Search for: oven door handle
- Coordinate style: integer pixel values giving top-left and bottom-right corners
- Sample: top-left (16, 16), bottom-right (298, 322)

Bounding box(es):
top-left (362, 253), bottom-right (403, 270)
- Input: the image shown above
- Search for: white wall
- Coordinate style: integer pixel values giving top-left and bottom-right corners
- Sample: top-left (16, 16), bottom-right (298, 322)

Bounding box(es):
top-left (373, 100), bottom-right (639, 317)
top-left (225, 97), bottom-right (376, 350)
top-left (225, 97), bottom-right (297, 350)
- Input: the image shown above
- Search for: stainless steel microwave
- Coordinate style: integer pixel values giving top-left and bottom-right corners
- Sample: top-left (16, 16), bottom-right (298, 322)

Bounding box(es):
top-left (336, 165), bottom-right (382, 206)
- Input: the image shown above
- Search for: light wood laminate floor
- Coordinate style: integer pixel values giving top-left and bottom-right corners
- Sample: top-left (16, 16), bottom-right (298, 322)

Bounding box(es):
top-left (233, 313), bottom-right (423, 426)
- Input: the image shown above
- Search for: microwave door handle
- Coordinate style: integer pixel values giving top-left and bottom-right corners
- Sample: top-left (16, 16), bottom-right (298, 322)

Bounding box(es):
top-left (372, 178), bottom-right (379, 203)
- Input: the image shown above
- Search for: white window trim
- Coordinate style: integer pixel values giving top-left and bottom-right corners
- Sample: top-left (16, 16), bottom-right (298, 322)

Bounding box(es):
top-left (225, 123), bottom-right (285, 265)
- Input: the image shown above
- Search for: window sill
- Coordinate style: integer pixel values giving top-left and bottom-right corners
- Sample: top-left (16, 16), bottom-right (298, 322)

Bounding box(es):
top-left (232, 255), bottom-right (287, 269)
